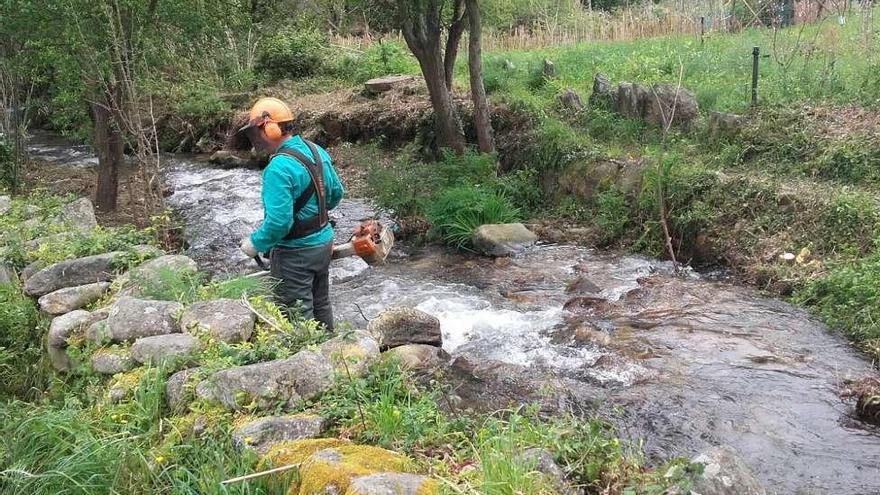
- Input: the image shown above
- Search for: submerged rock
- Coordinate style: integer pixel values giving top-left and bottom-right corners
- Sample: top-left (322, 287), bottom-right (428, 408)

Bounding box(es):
top-left (232, 414), bottom-right (324, 453)
top-left (180, 298), bottom-right (255, 343)
top-left (91, 348), bottom-right (135, 375)
top-left (24, 252), bottom-right (121, 297)
top-left (131, 333), bottom-right (202, 367)
top-left (196, 350), bottom-right (334, 411)
top-left (690, 446), bottom-right (767, 495)
top-left (472, 223), bottom-right (538, 257)
top-left (89, 296), bottom-right (182, 345)
top-left (367, 307), bottom-right (442, 351)
top-left (38, 282), bottom-right (110, 315)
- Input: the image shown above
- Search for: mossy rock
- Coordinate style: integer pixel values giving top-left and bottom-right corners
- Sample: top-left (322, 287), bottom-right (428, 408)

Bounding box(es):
top-left (263, 440), bottom-right (420, 495)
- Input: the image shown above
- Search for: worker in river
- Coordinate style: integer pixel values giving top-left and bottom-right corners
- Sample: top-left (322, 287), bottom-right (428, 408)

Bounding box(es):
top-left (237, 97), bottom-right (344, 331)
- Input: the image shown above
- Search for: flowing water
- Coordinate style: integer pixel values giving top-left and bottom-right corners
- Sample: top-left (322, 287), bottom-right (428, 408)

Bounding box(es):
top-left (30, 138), bottom-right (880, 495)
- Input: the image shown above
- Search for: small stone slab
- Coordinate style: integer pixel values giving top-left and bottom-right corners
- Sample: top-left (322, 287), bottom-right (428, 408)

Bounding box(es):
top-left (91, 349), bottom-right (134, 375)
top-left (181, 299), bottom-right (256, 343)
top-left (89, 296), bottom-right (183, 345)
top-left (131, 333), bottom-right (202, 366)
top-left (47, 310), bottom-right (92, 371)
top-left (348, 473), bottom-right (438, 495)
top-left (38, 282), bottom-right (110, 315)
top-left (196, 350), bottom-right (333, 411)
top-left (24, 252), bottom-right (121, 297)
top-left (472, 223), bottom-right (538, 257)
top-left (367, 307), bottom-right (442, 351)
top-left (364, 75), bottom-right (414, 94)
top-left (232, 414), bottom-right (324, 454)
top-left (58, 197), bottom-right (98, 231)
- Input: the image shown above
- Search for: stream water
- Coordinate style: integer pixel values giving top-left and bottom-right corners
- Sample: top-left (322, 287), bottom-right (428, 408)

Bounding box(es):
top-left (29, 138), bottom-right (880, 495)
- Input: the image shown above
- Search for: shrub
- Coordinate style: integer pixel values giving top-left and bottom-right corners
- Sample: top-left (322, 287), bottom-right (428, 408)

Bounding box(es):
top-left (334, 41), bottom-right (417, 83)
top-left (427, 185), bottom-right (521, 249)
top-left (595, 187), bottom-right (630, 243)
top-left (0, 280), bottom-right (44, 400)
top-left (256, 26), bottom-right (326, 80)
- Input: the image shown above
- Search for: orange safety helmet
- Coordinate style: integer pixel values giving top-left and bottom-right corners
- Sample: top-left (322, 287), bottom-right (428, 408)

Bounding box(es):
top-left (237, 97), bottom-right (295, 141)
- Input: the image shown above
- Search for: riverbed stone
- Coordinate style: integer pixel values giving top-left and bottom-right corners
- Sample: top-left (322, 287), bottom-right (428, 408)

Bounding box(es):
top-left (319, 330), bottom-right (380, 376)
top-left (166, 367), bottom-right (202, 413)
top-left (383, 344), bottom-right (449, 375)
top-left (24, 252), bottom-right (121, 297)
top-left (180, 299), bottom-right (255, 343)
top-left (38, 282), bottom-right (110, 315)
top-left (91, 348), bottom-right (135, 375)
top-left (131, 333), bottom-right (202, 367)
top-left (472, 223), bottom-right (538, 257)
top-left (348, 473), bottom-right (438, 495)
top-left (89, 296), bottom-right (182, 345)
top-left (59, 197), bottom-right (98, 231)
top-left (196, 350), bottom-right (334, 411)
top-left (232, 414), bottom-right (324, 453)
top-left (689, 446), bottom-right (767, 495)
top-left (330, 257), bottom-right (370, 284)
top-left (367, 307), bottom-right (442, 351)
top-left (47, 309), bottom-right (92, 371)
top-left (447, 356), bottom-right (570, 413)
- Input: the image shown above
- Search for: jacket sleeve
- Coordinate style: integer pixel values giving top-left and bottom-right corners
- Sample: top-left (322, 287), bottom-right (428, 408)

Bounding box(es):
top-left (250, 162), bottom-right (296, 253)
top-left (322, 149), bottom-right (345, 210)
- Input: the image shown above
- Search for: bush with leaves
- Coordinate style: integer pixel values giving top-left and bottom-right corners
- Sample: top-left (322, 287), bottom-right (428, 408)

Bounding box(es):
top-left (256, 26), bottom-right (327, 80)
top-left (427, 185), bottom-right (521, 249)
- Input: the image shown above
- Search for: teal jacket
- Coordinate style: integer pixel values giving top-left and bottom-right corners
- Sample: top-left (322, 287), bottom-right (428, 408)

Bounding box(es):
top-left (250, 136), bottom-right (344, 252)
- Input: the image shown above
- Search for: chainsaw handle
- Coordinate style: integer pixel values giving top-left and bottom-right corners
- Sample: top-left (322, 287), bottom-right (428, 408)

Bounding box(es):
top-left (253, 254), bottom-right (269, 271)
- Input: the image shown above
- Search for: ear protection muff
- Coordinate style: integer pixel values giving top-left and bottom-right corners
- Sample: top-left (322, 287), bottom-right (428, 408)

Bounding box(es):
top-left (263, 121), bottom-right (282, 140)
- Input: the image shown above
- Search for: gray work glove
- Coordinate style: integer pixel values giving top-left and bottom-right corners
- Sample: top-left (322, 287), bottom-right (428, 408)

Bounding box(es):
top-left (240, 236), bottom-right (258, 258)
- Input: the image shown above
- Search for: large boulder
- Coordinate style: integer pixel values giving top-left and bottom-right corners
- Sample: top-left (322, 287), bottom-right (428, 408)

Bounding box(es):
top-left (88, 296), bottom-right (182, 345)
top-left (58, 197), bottom-right (98, 231)
top-left (196, 350), bottom-right (334, 411)
top-left (24, 252), bottom-right (121, 297)
top-left (232, 414), bottom-right (324, 454)
top-left (383, 344), bottom-right (449, 375)
top-left (47, 310), bottom-right (92, 371)
top-left (367, 307), bottom-right (442, 351)
top-left (180, 299), bottom-right (255, 343)
top-left (131, 333), bottom-right (202, 367)
top-left (91, 348), bottom-right (135, 375)
top-left (689, 446), bottom-right (767, 495)
top-left (348, 473), bottom-right (438, 495)
top-left (472, 223), bottom-right (538, 257)
top-left (123, 255), bottom-right (198, 295)
top-left (644, 83), bottom-right (699, 130)
top-left (319, 330), bottom-right (381, 376)
top-left (38, 282), bottom-right (110, 315)
top-left (166, 367), bottom-right (202, 413)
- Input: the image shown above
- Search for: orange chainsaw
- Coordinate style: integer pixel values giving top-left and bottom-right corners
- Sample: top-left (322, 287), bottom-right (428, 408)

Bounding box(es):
top-left (252, 219), bottom-right (394, 271)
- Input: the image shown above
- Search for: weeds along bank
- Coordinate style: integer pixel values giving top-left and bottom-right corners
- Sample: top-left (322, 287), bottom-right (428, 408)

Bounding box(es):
top-left (0, 192), bottom-right (709, 494)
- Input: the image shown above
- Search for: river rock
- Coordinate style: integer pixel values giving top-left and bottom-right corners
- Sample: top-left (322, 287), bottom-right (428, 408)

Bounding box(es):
top-left (383, 344), bottom-right (449, 374)
top-left (367, 307), bottom-right (442, 351)
top-left (125, 255), bottom-right (198, 294)
top-left (447, 356), bottom-right (570, 413)
top-left (20, 260), bottom-right (46, 282)
top-left (472, 223), bottom-right (538, 257)
top-left (209, 150), bottom-right (264, 169)
top-left (565, 276), bottom-right (601, 295)
top-left (180, 299), bottom-right (255, 343)
top-left (131, 333), bottom-right (202, 367)
top-left (364, 75), bottom-right (414, 94)
top-left (91, 348), bottom-right (135, 375)
top-left (38, 282), bottom-right (110, 315)
top-left (232, 414), bottom-right (324, 453)
top-left (47, 309), bottom-right (92, 371)
top-left (89, 296), bottom-right (182, 345)
top-left (166, 367), bottom-right (202, 413)
top-left (690, 446), bottom-right (767, 495)
top-left (0, 195), bottom-right (10, 215)
top-left (59, 197), bottom-right (98, 231)
top-left (319, 330), bottom-right (380, 376)
top-left (348, 473), bottom-right (438, 495)
top-left (330, 257), bottom-right (370, 284)
top-left (196, 350), bottom-right (334, 411)
top-left (24, 252), bottom-right (121, 297)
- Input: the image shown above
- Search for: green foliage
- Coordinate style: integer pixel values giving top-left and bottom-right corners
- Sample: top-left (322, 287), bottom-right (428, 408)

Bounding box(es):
top-left (134, 267), bottom-right (207, 303)
top-left (427, 185), bottom-right (521, 249)
top-left (256, 26), bottom-right (327, 80)
top-left (495, 167), bottom-right (546, 217)
top-left (817, 192), bottom-right (880, 256)
top-left (334, 41), bottom-right (418, 83)
top-left (0, 281), bottom-right (44, 400)
top-left (595, 187), bottom-right (630, 243)
top-left (0, 140), bottom-right (16, 192)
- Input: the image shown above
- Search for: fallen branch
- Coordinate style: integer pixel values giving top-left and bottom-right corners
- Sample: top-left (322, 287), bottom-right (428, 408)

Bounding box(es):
top-left (221, 463), bottom-right (300, 485)
top-left (240, 296), bottom-right (285, 333)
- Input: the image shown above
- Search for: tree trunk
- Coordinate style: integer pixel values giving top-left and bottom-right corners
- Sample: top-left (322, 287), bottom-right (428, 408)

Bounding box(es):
top-left (419, 44), bottom-right (466, 154)
top-left (465, 0), bottom-right (494, 153)
top-left (444, 0), bottom-right (466, 89)
top-left (91, 93), bottom-right (122, 212)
